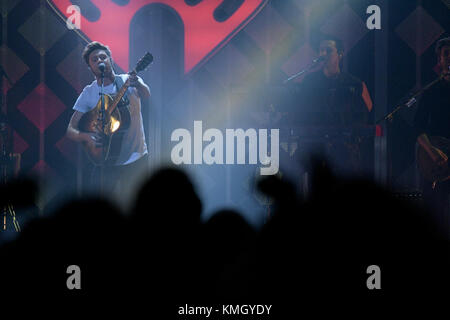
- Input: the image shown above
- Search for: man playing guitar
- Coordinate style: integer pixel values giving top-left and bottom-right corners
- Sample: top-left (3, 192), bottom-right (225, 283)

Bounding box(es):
top-left (66, 41), bottom-right (151, 204)
top-left (414, 37), bottom-right (450, 229)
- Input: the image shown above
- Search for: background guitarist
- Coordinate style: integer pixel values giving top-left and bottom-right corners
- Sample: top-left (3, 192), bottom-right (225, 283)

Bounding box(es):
top-left (66, 41), bottom-right (151, 206)
top-left (414, 37), bottom-right (450, 231)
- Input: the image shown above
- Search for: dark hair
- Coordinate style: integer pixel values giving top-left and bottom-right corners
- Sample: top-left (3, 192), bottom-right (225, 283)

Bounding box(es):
top-left (435, 37), bottom-right (450, 57)
top-left (82, 41), bottom-right (111, 65)
top-left (322, 36), bottom-right (344, 54)
top-left (312, 33), bottom-right (344, 55)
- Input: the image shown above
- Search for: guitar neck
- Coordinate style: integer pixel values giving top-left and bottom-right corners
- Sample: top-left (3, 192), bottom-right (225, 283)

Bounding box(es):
top-left (109, 75), bottom-right (132, 114)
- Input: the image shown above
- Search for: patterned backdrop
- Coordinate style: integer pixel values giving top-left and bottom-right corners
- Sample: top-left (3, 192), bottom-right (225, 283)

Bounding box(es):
top-left (1, 0), bottom-right (449, 224)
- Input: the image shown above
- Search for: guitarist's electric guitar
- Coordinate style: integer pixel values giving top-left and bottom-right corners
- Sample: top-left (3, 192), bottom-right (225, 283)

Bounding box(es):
top-left (78, 52), bottom-right (153, 165)
top-left (416, 136), bottom-right (450, 189)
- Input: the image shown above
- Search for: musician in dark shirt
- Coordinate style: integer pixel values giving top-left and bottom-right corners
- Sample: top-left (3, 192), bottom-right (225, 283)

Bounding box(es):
top-left (289, 37), bottom-right (372, 177)
top-left (415, 37), bottom-right (450, 165)
top-left (414, 37), bottom-right (450, 229)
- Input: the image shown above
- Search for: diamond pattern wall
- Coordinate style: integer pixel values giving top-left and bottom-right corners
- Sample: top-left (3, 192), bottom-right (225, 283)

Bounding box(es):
top-left (2, 0), bottom-right (450, 219)
top-left (245, 5), bottom-right (294, 55)
top-left (18, 6), bottom-right (66, 54)
top-left (395, 6), bottom-right (444, 56)
top-left (0, 45), bottom-right (29, 85)
top-left (17, 83), bottom-right (66, 132)
top-left (320, 4), bottom-right (369, 53)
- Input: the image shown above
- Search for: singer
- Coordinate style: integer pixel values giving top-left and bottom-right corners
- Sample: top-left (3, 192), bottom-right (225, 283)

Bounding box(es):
top-left (284, 35), bottom-right (373, 178)
top-left (292, 36), bottom-right (372, 126)
top-left (414, 37), bottom-right (450, 226)
top-left (66, 41), bottom-right (150, 204)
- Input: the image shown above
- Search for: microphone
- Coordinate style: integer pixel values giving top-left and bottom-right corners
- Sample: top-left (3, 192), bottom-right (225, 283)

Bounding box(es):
top-left (312, 56), bottom-right (325, 64)
top-left (282, 56), bottom-right (326, 84)
top-left (98, 63), bottom-right (106, 73)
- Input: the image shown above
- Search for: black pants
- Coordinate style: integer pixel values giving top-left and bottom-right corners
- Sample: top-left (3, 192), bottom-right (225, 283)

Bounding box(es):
top-left (422, 179), bottom-right (450, 238)
top-left (87, 154), bottom-right (149, 207)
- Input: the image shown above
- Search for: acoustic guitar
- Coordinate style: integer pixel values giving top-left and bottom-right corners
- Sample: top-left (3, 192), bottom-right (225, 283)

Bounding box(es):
top-left (78, 52), bottom-right (153, 165)
top-left (416, 136), bottom-right (450, 188)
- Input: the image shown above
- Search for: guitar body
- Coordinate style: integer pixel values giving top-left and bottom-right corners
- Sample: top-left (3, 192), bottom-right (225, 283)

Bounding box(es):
top-left (417, 136), bottom-right (450, 185)
top-left (78, 94), bottom-right (131, 165)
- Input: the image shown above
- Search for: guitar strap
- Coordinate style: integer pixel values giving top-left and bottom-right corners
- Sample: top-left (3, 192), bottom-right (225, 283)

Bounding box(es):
top-left (105, 75), bottom-right (132, 165)
top-left (112, 74), bottom-right (131, 132)
top-left (114, 75), bottom-right (130, 107)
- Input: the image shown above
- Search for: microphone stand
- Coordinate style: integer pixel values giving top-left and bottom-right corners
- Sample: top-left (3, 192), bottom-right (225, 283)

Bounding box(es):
top-left (0, 68), bottom-right (20, 232)
top-left (283, 58), bottom-right (323, 84)
top-left (377, 71), bottom-right (450, 124)
top-left (99, 69), bottom-right (105, 196)
top-left (282, 57), bottom-right (323, 196)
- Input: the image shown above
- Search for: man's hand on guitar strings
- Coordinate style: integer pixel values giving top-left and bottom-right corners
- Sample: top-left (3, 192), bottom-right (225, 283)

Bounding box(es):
top-left (84, 132), bottom-right (104, 148)
top-left (430, 146), bottom-right (448, 169)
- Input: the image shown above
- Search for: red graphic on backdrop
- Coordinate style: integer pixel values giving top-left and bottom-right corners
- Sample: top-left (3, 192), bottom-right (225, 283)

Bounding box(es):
top-left (51, 0), bottom-right (268, 73)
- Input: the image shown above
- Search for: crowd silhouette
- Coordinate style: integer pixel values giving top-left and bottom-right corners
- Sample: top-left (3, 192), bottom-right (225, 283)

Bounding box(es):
top-left (0, 158), bottom-right (449, 312)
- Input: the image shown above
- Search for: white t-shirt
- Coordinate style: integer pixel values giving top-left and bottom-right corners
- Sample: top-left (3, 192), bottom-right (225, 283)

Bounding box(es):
top-left (73, 74), bottom-right (148, 165)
